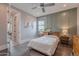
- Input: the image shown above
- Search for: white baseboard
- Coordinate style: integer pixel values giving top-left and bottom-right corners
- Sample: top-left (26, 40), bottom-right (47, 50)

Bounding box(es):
top-left (0, 44), bottom-right (7, 51)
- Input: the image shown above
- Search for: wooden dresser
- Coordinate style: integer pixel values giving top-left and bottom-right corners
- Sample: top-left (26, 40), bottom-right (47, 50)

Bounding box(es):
top-left (72, 35), bottom-right (79, 55)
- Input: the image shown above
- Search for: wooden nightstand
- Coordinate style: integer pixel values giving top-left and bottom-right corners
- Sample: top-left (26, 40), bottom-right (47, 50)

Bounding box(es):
top-left (60, 35), bottom-right (70, 45)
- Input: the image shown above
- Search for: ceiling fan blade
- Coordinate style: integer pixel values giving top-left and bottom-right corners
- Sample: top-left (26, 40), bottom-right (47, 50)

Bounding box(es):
top-left (43, 3), bottom-right (55, 7)
top-left (42, 8), bottom-right (45, 12)
top-left (32, 7), bottom-right (37, 9)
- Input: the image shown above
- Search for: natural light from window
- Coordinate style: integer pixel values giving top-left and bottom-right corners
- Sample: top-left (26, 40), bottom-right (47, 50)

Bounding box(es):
top-left (38, 20), bottom-right (45, 32)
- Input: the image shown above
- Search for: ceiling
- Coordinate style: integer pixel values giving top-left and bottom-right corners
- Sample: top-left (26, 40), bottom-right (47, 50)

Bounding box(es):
top-left (11, 3), bottom-right (79, 17)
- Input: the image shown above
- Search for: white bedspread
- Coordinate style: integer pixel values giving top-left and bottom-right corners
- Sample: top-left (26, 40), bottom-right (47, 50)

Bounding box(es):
top-left (28, 35), bottom-right (59, 56)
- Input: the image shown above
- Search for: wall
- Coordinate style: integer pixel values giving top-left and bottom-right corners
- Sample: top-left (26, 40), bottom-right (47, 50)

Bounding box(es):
top-left (20, 12), bottom-right (37, 43)
top-left (11, 6), bottom-right (37, 43)
top-left (0, 4), bottom-right (37, 51)
top-left (0, 4), bottom-right (8, 50)
top-left (37, 8), bottom-right (77, 36)
top-left (77, 7), bottom-right (79, 35)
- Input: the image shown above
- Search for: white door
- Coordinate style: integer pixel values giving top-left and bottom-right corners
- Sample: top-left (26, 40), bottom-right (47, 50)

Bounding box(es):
top-left (7, 9), bottom-right (21, 47)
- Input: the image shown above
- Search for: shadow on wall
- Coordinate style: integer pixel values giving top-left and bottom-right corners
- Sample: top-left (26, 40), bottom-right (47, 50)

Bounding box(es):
top-left (21, 13), bottom-right (37, 43)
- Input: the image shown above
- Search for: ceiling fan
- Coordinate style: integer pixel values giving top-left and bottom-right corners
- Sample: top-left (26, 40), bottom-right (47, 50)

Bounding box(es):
top-left (32, 3), bottom-right (55, 13)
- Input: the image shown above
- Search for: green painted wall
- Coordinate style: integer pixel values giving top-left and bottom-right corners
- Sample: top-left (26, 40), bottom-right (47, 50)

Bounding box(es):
top-left (37, 8), bottom-right (77, 35)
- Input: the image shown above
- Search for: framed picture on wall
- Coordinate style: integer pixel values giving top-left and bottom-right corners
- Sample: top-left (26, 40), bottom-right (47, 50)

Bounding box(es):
top-left (24, 20), bottom-right (34, 29)
top-left (24, 21), bottom-right (29, 28)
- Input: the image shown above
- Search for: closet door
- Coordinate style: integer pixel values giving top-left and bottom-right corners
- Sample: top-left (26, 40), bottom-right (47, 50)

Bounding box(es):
top-left (68, 8), bottom-right (77, 35)
top-left (51, 14), bottom-right (59, 32)
top-left (55, 13), bottom-right (63, 32)
top-left (46, 15), bottom-right (53, 31)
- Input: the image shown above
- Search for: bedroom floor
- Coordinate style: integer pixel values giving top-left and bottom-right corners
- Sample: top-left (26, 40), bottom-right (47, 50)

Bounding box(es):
top-left (0, 42), bottom-right (72, 56)
top-left (0, 49), bottom-right (8, 56)
top-left (54, 43), bottom-right (72, 56)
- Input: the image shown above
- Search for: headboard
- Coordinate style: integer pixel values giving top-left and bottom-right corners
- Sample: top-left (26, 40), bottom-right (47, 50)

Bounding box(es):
top-left (50, 32), bottom-right (60, 37)
top-left (72, 35), bottom-right (79, 56)
top-left (43, 32), bottom-right (60, 37)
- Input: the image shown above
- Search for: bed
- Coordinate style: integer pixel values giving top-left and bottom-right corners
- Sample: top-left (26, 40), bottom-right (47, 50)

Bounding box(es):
top-left (28, 35), bottom-right (59, 56)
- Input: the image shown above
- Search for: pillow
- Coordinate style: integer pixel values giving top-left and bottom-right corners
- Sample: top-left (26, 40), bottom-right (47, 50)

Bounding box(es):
top-left (43, 35), bottom-right (58, 38)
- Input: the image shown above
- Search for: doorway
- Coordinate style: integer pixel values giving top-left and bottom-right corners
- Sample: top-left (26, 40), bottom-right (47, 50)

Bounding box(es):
top-left (7, 8), bottom-right (21, 55)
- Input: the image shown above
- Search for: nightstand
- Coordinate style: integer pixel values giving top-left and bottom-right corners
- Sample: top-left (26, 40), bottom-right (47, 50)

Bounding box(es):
top-left (60, 35), bottom-right (70, 45)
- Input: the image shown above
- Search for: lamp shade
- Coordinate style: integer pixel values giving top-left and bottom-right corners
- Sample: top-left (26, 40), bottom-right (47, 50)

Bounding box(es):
top-left (61, 27), bottom-right (68, 36)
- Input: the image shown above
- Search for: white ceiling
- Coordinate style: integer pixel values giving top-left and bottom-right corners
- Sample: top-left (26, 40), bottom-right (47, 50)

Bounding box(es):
top-left (11, 3), bottom-right (79, 17)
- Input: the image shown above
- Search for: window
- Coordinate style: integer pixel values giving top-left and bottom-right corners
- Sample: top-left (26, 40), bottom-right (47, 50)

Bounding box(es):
top-left (8, 16), bottom-right (13, 33)
top-left (38, 21), bottom-right (45, 32)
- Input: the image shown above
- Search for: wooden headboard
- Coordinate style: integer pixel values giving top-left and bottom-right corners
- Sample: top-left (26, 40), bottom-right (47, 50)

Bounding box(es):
top-left (42, 32), bottom-right (60, 37)
top-left (72, 35), bottom-right (79, 56)
top-left (50, 32), bottom-right (60, 37)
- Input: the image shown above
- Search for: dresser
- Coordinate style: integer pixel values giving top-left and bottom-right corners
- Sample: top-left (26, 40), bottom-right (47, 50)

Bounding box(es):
top-left (73, 35), bottom-right (79, 55)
